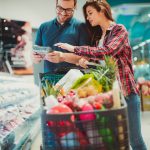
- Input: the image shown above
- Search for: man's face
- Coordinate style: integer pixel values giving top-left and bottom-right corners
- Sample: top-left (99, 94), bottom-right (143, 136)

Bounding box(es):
top-left (56, 0), bottom-right (75, 24)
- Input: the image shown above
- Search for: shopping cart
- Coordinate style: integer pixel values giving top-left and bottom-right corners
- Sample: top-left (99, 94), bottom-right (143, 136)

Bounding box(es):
top-left (39, 73), bottom-right (130, 150)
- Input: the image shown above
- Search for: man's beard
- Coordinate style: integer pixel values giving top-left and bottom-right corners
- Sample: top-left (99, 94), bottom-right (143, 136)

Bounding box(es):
top-left (57, 14), bottom-right (72, 24)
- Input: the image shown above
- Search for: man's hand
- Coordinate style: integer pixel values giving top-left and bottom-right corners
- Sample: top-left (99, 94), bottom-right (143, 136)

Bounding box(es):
top-left (44, 51), bottom-right (64, 63)
top-left (54, 43), bottom-right (75, 52)
top-left (32, 52), bottom-right (43, 64)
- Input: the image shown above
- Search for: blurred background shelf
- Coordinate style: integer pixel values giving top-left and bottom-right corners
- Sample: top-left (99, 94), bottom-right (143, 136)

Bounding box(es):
top-left (0, 74), bottom-right (41, 150)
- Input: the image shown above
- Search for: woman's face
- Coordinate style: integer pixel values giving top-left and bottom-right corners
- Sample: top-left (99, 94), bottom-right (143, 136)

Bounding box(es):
top-left (86, 5), bottom-right (102, 26)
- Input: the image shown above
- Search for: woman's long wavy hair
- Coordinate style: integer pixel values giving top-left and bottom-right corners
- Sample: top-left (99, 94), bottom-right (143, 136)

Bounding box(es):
top-left (83, 0), bottom-right (114, 46)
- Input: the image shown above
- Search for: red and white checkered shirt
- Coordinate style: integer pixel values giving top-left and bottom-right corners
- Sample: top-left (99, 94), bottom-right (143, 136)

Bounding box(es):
top-left (74, 23), bottom-right (139, 96)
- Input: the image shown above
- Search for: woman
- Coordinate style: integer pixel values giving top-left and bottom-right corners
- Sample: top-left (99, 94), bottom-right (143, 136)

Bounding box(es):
top-left (54, 0), bottom-right (147, 149)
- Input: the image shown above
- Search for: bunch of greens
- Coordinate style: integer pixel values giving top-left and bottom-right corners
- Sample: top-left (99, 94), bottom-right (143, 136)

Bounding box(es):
top-left (91, 56), bottom-right (117, 92)
top-left (41, 79), bottom-right (62, 97)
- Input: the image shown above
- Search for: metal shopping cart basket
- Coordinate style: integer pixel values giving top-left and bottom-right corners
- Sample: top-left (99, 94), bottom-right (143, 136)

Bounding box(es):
top-left (39, 72), bottom-right (130, 150)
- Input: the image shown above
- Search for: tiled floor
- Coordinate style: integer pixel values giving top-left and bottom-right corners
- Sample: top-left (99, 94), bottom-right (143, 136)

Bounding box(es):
top-left (31, 133), bottom-right (41, 150)
top-left (31, 112), bottom-right (150, 150)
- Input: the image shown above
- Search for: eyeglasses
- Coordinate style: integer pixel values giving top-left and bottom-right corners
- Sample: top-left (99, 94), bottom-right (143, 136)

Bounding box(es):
top-left (56, 5), bottom-right (74, 14)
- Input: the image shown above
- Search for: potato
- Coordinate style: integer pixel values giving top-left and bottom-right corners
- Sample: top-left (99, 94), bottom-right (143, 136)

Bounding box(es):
top-left (77, 89), bottom-right (87, 98)
top-left (85, 85), bottom-right (98, 96)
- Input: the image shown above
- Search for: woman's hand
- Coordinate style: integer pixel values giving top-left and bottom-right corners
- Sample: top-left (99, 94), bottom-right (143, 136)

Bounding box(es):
top-left (54, 43), bottom-right (75, 52)
top-left (77, 57), bottom-right (89, 68)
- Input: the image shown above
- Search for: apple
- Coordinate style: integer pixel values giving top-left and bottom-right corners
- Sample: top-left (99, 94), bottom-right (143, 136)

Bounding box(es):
top-left (103, 94), bottom-right (113, 109)
top-left (94, 94), bottom-right (104, 104)
top-left (47, 104), bottom-right (74, 121)
top-left (79, 103), bottom-right (96, 121)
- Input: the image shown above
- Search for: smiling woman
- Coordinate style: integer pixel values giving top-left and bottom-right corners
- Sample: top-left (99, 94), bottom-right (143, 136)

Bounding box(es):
top-left (53, 0), bottom-right (148, 149)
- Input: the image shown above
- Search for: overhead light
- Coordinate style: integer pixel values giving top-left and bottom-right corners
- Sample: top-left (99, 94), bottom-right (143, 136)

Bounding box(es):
top-left (4, 27), bottom-right (8, 30)
top-left (133, 57), bottom-right (137, 61)
top-left (139, 42), bottom-right (145, 47)
top-left (133, 45), bottom-right (139, 50)
top-left (148, 14), bottom-right (150, 17)
top-left (146, 39), bottom-right (150, 43)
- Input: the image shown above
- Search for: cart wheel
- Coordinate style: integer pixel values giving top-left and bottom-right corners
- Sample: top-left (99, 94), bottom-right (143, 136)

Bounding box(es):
top-left (40, 145), bottom-right (43, 150)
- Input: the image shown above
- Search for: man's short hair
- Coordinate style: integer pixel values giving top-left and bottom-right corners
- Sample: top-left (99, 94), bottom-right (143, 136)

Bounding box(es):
top-left (56, 0), bottom-right (77, 6)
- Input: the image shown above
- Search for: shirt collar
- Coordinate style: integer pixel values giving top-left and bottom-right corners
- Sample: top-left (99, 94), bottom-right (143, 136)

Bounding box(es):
top-left (106, 22), bottom-right (116, 34)
top-left (54, 17), bottom-right (73, 26)
top-left (107, 22), bottom-right (116, 31)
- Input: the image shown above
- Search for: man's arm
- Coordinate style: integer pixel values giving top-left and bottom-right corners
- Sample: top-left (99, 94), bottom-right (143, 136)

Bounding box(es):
top-left (45, 51), bottom-right (88, 65)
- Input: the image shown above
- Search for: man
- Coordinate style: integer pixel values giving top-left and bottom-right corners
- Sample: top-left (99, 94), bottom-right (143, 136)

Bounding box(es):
top-left (33, 0), bottom-right (90, 73)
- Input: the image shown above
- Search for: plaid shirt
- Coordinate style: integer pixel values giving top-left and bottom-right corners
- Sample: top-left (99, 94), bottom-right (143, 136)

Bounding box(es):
top-left (74, 23), bottom-right (139, 96)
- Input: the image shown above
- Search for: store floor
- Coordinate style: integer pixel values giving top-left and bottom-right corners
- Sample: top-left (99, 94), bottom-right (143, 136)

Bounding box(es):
top-left (141, 111), bottom-right (150, 149)
top-left (31, 111), bottom-right (150, 150)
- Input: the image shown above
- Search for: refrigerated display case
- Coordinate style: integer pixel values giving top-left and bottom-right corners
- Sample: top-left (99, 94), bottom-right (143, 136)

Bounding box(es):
top-left (0, 73), bottom-right (41, 150)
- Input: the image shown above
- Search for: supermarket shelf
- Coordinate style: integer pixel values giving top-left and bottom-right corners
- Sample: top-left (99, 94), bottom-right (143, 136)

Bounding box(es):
top-left (0, 73), bottom-right (41, 150)
top-left (0, 108), bottom-right (41, 150)
top-left (13, 118), bottom-right (41, 150)
top-left (0, 94), bottom-right (39, 109)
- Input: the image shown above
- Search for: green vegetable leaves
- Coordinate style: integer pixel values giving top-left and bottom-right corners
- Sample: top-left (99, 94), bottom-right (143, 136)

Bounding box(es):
top-left (91, 56), bottom-right (117, 92)
top-left (41, 79), bottom-right (62, 97)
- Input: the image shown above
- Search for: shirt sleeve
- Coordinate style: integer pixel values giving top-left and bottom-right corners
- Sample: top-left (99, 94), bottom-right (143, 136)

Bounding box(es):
top-left (74, 25), bottom-right (128, 58)
top-left (35, 25), bottom-right (43, 46)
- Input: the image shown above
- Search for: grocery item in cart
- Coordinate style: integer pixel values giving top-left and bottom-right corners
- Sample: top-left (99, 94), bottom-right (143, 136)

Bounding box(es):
top-left (56, 69), bottom-right (83, 92)
top-left (79, 103), bottom-right (103, 145)
top-left (60, 130), bottom-right (89, 147)
top-left (79, 103), bottom-right (96, 121)
top-left (44, 95), bottom-right (59, 110)
top-left (112, 80), bottom-right (121, 108)
top-left (47, 104), bottom-right (89, 147)
top-left (47, 103), bottom-right (74, 121)
top-left (71, 74), bottom-right (102, 98)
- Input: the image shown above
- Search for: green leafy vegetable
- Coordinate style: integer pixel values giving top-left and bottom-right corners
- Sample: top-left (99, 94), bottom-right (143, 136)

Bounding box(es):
top-left (41, 79), bottom-right (62, 97)
top-left (91, 56), bottom-right (117, 92)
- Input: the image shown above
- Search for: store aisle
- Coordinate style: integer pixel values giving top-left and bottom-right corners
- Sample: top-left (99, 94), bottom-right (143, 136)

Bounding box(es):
top-left (31, 133), bottom-right (42, 150)
top-left (31, 112), bottom-right (150, 150)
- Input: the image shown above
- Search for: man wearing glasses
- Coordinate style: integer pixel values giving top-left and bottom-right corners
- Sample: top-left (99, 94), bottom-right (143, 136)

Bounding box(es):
top-left (33, 0), bottom-right (90, 74)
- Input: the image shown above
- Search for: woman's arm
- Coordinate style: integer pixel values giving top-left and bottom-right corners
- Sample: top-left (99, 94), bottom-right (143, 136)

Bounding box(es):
top-left (74, 25), bottom-right (128, 58)
top-left (55, 25), bottom-right (128, 59)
